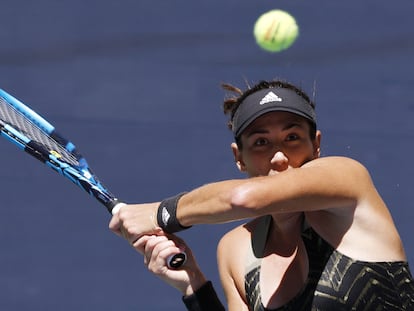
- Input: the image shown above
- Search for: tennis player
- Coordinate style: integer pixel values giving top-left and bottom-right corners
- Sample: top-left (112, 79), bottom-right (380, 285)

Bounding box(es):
top-left (110, 80), bottom-right (414, 310)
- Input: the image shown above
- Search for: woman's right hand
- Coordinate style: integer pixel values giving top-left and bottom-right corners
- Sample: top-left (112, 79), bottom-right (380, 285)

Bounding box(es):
top-left (133, 233), bottom-right (208, 296)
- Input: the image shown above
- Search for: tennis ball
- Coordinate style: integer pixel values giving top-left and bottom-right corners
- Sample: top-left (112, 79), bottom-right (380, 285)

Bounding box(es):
top-left (254, 10), bottom-right (299, 52)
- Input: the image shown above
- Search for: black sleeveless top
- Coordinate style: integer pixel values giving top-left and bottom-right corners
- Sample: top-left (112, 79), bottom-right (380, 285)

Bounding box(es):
top-left (244, 216), bottom-right (414, 311)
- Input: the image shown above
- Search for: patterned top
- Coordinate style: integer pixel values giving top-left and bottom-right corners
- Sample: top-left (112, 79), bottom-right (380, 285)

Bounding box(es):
top-left (244, 216), bottom-right (414, 311)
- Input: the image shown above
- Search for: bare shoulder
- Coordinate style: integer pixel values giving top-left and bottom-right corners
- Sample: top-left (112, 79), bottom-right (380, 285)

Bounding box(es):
top-left (217, 218), bottom-right (262, 268)
top-left (218, 222), bottom-right (251, 256)
top-left (303, 157), bottom-right (405, 261)
top-left (304, 156), bottom-right (367, 170)
top-left (304, 156), bottom-right (363, 167)
top-left (217, 218), bottom-right (261, 301)
top-left (302, 156), bottom-right (372, 183)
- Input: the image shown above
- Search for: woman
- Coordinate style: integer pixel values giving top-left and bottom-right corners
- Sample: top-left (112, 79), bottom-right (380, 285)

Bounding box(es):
top-left (110, 80), bottom-right (414, 310)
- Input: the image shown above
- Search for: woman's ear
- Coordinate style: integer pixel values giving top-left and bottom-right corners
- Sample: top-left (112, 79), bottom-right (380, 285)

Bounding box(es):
top-left (314, 130), bottom-right (322, 158)
top-left (231, 142), bottom-right (246, 172)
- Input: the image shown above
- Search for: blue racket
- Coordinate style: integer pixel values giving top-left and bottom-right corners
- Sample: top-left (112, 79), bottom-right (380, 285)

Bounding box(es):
top-left (0, 89), bottom-right (186, 269)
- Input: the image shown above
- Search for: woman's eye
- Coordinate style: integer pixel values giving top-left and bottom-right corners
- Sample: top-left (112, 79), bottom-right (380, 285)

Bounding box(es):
top-left (254, 138), bottom-right (269, 146)
top-left (286, 133), bottom-right (299, 141)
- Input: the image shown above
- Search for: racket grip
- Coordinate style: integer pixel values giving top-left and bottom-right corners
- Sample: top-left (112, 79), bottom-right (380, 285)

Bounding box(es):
top-left (110, 202), bottom-right (126, 215)
top-left (110, 201), bottom-right (187, 269)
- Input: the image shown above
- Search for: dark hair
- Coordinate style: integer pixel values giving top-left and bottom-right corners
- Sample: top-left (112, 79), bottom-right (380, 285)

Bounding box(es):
top-left (222, 80), bottom-right (317, 147)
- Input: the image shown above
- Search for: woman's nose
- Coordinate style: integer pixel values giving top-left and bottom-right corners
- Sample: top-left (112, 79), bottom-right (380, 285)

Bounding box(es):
top-left (270, 151), bottom-right (289, 172)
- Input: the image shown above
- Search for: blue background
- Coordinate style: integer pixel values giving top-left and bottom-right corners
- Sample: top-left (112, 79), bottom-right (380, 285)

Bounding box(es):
top-left (0, 1), bottom-right (413, 310)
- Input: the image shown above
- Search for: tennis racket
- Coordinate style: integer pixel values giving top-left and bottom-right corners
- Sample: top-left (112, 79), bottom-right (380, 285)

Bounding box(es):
top-left (0, 88), bottom-right (186, 269)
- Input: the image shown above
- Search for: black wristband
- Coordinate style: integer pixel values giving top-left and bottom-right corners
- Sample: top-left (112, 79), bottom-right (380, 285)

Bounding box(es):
top-left (157, 192), bottom-right (191, 233)
top-left (182, 281), bottom-right (225, 311)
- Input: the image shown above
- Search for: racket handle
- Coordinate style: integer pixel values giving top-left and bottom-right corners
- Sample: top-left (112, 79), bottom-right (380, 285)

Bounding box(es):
top-left (110, 202), bottom-right (187, 269)
top-left (110, 202), bottom-right (125, 215)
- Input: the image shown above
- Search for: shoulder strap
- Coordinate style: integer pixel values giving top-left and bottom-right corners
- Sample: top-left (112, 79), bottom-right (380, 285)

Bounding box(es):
top-left (252, 215), bottom-right (272, 258)
top-left (245, 215), bottom-right (272, 271)
top-left (245, 215), bottom-right (272, 311)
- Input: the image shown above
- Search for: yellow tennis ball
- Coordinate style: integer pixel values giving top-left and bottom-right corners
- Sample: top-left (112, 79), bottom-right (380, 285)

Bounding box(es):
top-left (254, 10), bottom-right (299, 52)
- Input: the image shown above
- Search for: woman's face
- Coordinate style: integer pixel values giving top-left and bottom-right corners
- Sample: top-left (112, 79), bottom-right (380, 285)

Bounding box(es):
top-left (232, 111), bottom-right (321, 177)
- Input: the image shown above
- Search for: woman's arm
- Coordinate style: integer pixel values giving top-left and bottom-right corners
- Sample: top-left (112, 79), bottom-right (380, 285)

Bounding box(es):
top-left (109, 156), bottom-right (369, 241)
top-left (177, 157), bottom-right (368, 226)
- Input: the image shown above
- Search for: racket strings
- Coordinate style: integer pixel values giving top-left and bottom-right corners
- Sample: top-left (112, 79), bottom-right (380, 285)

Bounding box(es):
top-left (0, 97), bottom-right (79, 166)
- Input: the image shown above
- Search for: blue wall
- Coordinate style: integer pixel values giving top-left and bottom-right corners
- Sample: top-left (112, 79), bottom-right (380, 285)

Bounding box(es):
top-left (0, 1), bottom-right (413, 310)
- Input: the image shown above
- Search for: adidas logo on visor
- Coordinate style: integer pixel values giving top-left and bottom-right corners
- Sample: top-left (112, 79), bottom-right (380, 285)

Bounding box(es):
top-left (259, 91), bottom-right (282, 105)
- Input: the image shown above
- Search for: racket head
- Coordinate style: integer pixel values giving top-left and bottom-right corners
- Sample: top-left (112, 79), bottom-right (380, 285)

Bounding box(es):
top-left (0, 89), bottom-right (186, 268)
top-left (0, 89), bottom-right (118, 212)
